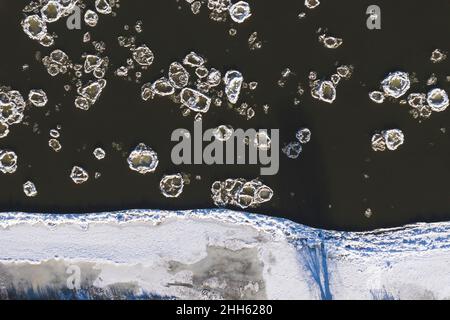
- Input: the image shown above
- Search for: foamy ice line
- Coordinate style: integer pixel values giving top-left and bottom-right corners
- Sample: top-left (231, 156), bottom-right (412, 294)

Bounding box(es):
top-left (0, 209), bottom-right (449, 300)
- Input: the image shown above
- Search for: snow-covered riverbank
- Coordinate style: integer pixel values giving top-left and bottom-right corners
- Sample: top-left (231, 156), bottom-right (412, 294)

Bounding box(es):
top-left (1, 209), bottom-right (449, 299)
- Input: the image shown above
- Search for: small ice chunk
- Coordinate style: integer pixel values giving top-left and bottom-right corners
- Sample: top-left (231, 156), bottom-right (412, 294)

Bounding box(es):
top-left (49, 139), bottom-right (62, 152)
top-left (0, 121), bottom-right (9, 139)
top-left (160, 174), bottom-right (185, 198)
top-left (381, 71), bottom-right (410, 98)
top-left (84, 10), bottom-right (99, 27)
top-left (180, 88), bottom-right (211, 113)
top-left (207, 69), bottom-right (222, 87)
top-left (224, 70), bottom-right (243, 104)
top-left (70, 166), bottom-right (89, 184)
top-left (93, 147), bottom-right (106, 160)
top-left (229, 1), bottom-right (252, 23)
top-left (75, 96), bottom-right (91, 111)
top-left (371, 133), bottom-right (386, 152)
top-left (151, 78), bottom-right (175, 96)
top-left (282, 142), bottom-right (302, 159)
top-left (364, 208), bottom-right (373, 218)
top-left (369, 91), bottom-right (385, 104)
top-left (305, 0), bottom-right (320, 9)
top-left (0, 149), bottom-right (18, 174)
top-left (183, 52), bottom-right (205, 67)
top-left (127, 143), bottom-right (159, 174)
top-left (383, 129), bottom-right (405, 151)
top-left (28, 89), bottom-right (48, 107)
top-left (296, 128), bottom-right (311, 144)
top-left (132, 45), bottom-right (154, 66)
top-left (312, 80), bottom-right (336, 103)
top-left (431, 49), bottom-right (447, 64)
top-left (78, 79), bottom-right (107, 105)
top-left (168, 62), bottom-right (189, 89)
top-left (213, 125), bottom-right (233, 141)
top-left (407, 93), bottom-right (426, 109)
top-left (41, 1), bottom-right (62, 23)
top-left (319, 34), bottom-right (343, 49)
top-left (95, 0), bottom-right (112, 14)
top-left (254, 131), bottom-right (271, 150)
top-left (22, 15), bottom-right (47, 40)
top-left (49, 129), bottom-right (60, 138)
top-left (195, 66), bottom-right (209, 79)
top-left (427, 88), bottom-right (449, 112)
top-left (23, 181), bottom-right (38, 197)
top-left (84, 55), bottom-right (103, 73)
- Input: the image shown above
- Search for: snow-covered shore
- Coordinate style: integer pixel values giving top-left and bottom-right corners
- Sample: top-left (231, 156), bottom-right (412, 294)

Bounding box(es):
top-left (0, 209), bottom-right (449, 299)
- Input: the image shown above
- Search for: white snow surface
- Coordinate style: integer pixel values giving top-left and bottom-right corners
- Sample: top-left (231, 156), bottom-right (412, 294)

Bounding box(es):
top-left (0, 209), bottom-right (449, 300)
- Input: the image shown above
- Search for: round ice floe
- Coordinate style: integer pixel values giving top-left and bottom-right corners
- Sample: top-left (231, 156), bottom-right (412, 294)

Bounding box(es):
top-left (282, 142), bottom-right (302, 159)
top-left (369, 91), bottom-right (385, 104)
top-left (229, 1), bottom-right (252, 23)
top-left (407, 93), bottom-right (426, 109)
top-left (305, 0), bottom-right (321, 9)
top-left (28, 89), bottom-right (48, 107)
top-left (127, 143), bottom-right (159, 174)
top-left (49, 139), bottom-right (62, 152)
top-left (213, 125), bottom-right (233, 141)
top-left (313, 80), bottom-right (336, 104)
top-left (168, 62), bottom-right (189, 89)
top-left (41, 1), bottom-right (63, 23)
top-left (0, 150), bottom-right (17, 174)
top-left (381, 71), bottom-right (410, 98)
top-left (319, 34), bottom-right (343, 49)
top-left (160, 174), bottom-right (185, 198)
top-left (296, 128), bottom-right (311, 144)
top-left (382, 129), bottom-right (404, 151)
top-left (132, 45), bottom-right (154, 66)
top-left (70, 166), bottom-right (89, 184)
top-left (426, 88), bottom-right (449, 112)
top-left (183, 52), bottom-right (205, 68)
top-left (95, 0), bottom-right (113, 14)
top-left (151, 78), bottom-right (175, 97)
top-left (22, 15), bottom-right (47, 40)
top-left (84, 10), bottom-right (99, 27)
top-left (23, 181), bottom-right (38, 197)
top-left (93, 148), bottom-right (106, 160)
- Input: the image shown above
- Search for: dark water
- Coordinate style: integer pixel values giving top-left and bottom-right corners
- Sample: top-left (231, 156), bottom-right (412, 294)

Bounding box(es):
top-left (0, 0), bottom-right (450, 231)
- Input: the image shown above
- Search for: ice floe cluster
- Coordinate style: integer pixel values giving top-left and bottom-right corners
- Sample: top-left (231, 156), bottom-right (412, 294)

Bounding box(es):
top-left (127, 143), bottom-right (159, 174)
top-left (310, 65), bottom-right (353, 104)
top-left (371, 129), bottom-right (405, 152)
top-left (22, 0), bottom-right (120, 47)
top-left (160, 174), bottom-right (185, 198)
top-left (370, 70), bottom-right (449, 120)
top-left (141, 51), bottom-right (257, 119)
top-left (282, 128), bottom-right (311, 159)
top-left (182, 0), bottom-right (252, 24)
top-left (211, 178), bottom-right (274, 209)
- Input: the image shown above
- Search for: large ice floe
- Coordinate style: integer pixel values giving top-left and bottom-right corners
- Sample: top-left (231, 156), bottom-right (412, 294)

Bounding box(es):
top-left (0, 210), bottom-right (449, 300)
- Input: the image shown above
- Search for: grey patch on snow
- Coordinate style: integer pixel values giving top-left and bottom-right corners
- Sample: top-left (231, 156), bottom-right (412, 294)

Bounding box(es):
top-left (168, 246), bottom-right (266, 300)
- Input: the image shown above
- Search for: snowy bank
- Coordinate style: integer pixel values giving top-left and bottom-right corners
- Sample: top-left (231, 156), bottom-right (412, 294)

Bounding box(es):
top-left (0, 209), bottom-right (449, 300)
